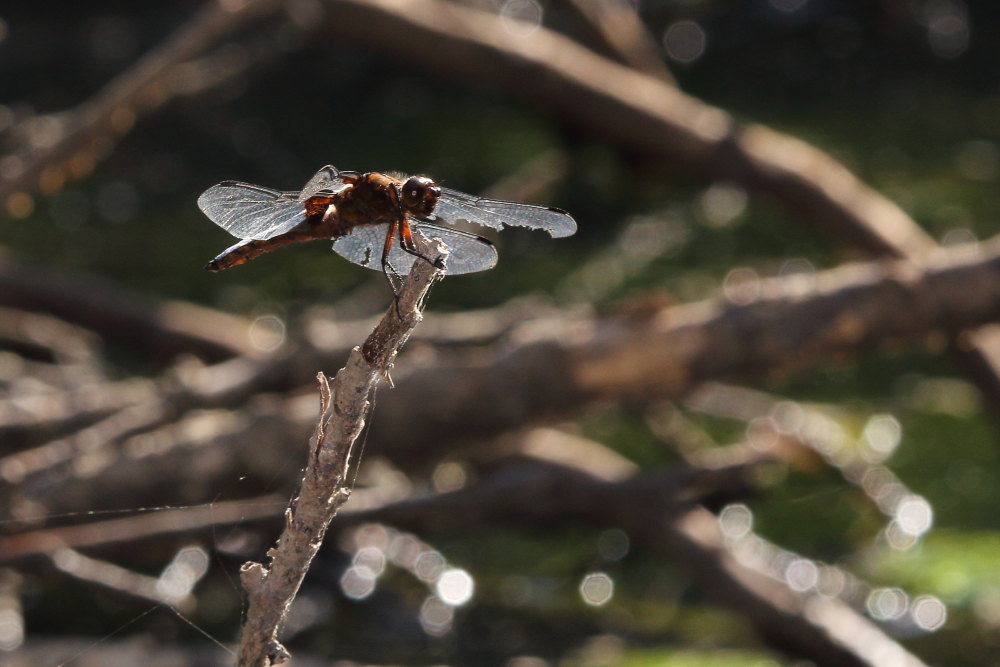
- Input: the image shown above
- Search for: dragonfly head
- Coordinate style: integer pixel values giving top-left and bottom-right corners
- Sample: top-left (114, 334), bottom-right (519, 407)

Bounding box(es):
top-left (400, 176), bottom-right (441, 216)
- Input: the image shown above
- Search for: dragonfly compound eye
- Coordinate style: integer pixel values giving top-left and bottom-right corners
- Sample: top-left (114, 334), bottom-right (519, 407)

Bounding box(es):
top-left (402, 176), bottom-right (440, 216)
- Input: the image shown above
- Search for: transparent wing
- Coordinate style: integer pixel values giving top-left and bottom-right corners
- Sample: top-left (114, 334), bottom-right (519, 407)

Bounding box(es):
top-left (297, 165), bottom-right (350, 202)
top-left (332, 223), bottom-right (498, 275)
top-left (432, 187), bottom-right (577, 238)
top-left (198, 182), bottom-right (306, 241)
top-left (418, 223), bottom-right (498, 274)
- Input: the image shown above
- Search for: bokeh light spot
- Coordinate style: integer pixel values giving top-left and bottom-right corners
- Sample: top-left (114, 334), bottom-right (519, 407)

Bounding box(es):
top-left (860, 414), bottom-right (901, 463)
top-left (701, 182), bottom-right (747, 227)
top-left (894, 495), bottom-right (933, 537)
top-left (156, 546), bottom-right (209, 602)
top-left (500, 0), bottom-right (542, 37)
top-left (719, 504), bottom-right (753, 540)
top-left (432, 461), bottom-right (468, 493)
top-left (579, 572), bottom-right (614, 606)
top-left (867, 587), bottom-right (908, 621)
top-left (340, 565), bottom-right (377, 600)
top-left (436, 568), bottom-right (474, 606)
top-left (419, 595), bottom-right (455, 636)
top-left (663, 21), bottom-right (706, 63)
top-left (911, 595), bottom-right (947, 631)
top-left (414, 550), bottom-right (446, 583)
top-left (353, 546), bottom-right (386, 577)
top-left (249, 314), bottom-right (286, 352)
top-left (723, 267), bottom-right (761, 305)
top-left (597, 529), bottom-right (630, 562)
top-left (784, 558), bottom-right (819, 593)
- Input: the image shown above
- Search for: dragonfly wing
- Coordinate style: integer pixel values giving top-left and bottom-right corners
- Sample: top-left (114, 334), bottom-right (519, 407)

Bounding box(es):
top-left (331, 224), bottom-right (388, 272)
top-left (198, 181), bottom-right (306, 241)
top-left (297, 165), bottom-right (350, 202)
top-left (433, 187), bottom-right (577, 238)
top-left (332, 223), bottom-right (497, 276)
top-left (416, 222), bottom-right (498, 274)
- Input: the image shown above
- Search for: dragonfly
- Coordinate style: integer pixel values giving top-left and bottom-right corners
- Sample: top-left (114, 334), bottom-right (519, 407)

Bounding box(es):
top-left (197, 165), bottom-right (577, 288)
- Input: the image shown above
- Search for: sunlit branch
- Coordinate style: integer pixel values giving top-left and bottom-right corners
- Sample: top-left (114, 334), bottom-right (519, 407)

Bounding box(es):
top-left (235, 238), bottom-right (447, 667)
top-left (369, 238), bottom-right (1000, 466)
top-left (14, 239), bottom-right (1000, 513)
top-left (554, 0), bottom-right (675, 83)
top-left (0, 251), bottom-right (258, 360)
top-left (325, 0), bottom-right (1000, 414)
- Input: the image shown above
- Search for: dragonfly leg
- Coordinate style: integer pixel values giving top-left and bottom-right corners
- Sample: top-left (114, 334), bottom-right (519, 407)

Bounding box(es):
top-left (380, 218), bottom-right (405, 301)
top-left (399, 219), bottom-right (447, 270)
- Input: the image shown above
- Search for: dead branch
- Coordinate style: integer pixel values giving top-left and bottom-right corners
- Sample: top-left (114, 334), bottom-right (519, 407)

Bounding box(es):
top-left (369, 239), bottom-right (1000, 467)
top-left (15, 239), bottom-right (1000, 510)
top-left (2, 453), bottom-right (923, 665)
top-left (0, 424), bottom-right (922, 665)
top-left (7, 638), bottom-right (322, 667)
top-left (555, 0), bottom-right (675, 83)
top-left (0, 377), bottom-right (157, 445)
top-left (666, 507), bottom-right (927, 667)
top-left (0, 433), bottom-right (747, 562)
top-left (324, 0), bottom-right (1000, 417)
top-left (0, 0), bottom-right (284, 203)
top-left (47, 547), bottom-right (180, 606)
top-left (0, 307), bottom-right (102, 366)
top-left (2, 297), bottom-right (578, 488)
top-left (686, 383), bottom-right (931, 536)
top-left (0, 251), bottom-right (257, 360)
top-left (333, 458), bottom-right (925, 667)
top-left (0, 495), bottom-right (286, 560)
top-left (328, 0), bottom-right (935, 258)
top-left (236, 239), bottom-right (446, 667)
top-left (307, 294), bottom-right (575, 352)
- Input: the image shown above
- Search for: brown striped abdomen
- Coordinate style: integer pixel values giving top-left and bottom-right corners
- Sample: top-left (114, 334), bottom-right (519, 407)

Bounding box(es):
top-left (205, 227), bottom-right (330, 271)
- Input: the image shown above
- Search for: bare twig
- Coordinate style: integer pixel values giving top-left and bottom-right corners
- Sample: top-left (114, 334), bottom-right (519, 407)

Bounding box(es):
top-left (235, 238), bottom-right (447, 667)
top-left (47, 547), bottom-right (185, 606)
top-left (0, 495), bottom-right (286, 560)
top-left (686, 383), bottom-right (933, 542)
top-left (328, 0), bottom-right (935, 258)
top-left (7, 638), bottom-right (324, 667)
top-left (368, 238), bottom-right (1000, 466)
top-left (0, 307), bottom-right (102, 367)
top-left (331, 457), bottom-right (926, 667)
top-left (323, 0), bottom-right (1000, 416)
top-left (0, 425), bottom-right (926, 666)
top-left (16, 239), bottom-right (1000, 510)
top-left (555, 0), bottom-right (675, 83)
top-left (0, 251), bottom-right (257, 360)
top-left (0, 0), bottom-right (283, 203)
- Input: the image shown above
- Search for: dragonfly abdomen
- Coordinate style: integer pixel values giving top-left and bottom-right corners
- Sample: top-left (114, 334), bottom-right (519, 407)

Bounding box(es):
top-left (205, 226), bottom-right (330, 271)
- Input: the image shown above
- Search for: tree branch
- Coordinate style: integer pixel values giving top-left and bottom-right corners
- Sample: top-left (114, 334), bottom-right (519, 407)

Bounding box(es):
top-left (554, 0), bottom-right (675, 83)
top-left (0, 251), bottom-right (257, 360)
top-left (0, 0), bottom-right (283, 203)
top-left (322, 0), bottom-right (1000, 419)
top-left (370, 239), bottom-right (1000, 466)
top-left (331, 457), bottom-right (926, 667)
top-left (235, 238), bottom-right (446, 667)
top-left (14, 239), bottom-right (1000, 510)
top-left (327, 0), bottom-right (935, 258)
